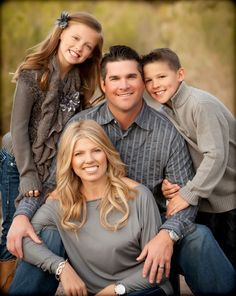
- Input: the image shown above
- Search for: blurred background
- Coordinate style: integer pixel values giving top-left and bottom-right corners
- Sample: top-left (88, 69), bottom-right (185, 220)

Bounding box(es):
top-left (0, 0), bottom-right (235, 138)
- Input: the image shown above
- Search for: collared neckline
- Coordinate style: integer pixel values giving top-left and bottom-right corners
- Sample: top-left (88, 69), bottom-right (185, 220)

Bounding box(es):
top-left (162, 81), bottom-right (191, 114)
top-left (97, 100), bottom-right (152, 131)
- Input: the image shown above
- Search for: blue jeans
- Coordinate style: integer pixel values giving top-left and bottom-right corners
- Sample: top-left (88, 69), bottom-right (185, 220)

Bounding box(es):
top-left (9, 224), bottom-right (236, 295)
top-left (0, 149), bottom-right (19, 260)
top-left (127, 286), bottom-right (166, 295)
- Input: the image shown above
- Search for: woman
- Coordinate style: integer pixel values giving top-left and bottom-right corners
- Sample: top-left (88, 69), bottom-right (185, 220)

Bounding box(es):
top-left (0, 10), bottom-right (103, 280)
top-left (10, 120), bottom-right (173, 296)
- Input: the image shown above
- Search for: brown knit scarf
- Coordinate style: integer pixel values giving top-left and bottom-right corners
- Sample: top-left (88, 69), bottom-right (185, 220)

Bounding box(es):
top-left (32, 55), bottom-right (81, 183)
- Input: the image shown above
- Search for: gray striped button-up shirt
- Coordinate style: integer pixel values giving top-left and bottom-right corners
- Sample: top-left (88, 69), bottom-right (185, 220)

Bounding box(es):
top-left (17, 100), bottom-right (197, 238)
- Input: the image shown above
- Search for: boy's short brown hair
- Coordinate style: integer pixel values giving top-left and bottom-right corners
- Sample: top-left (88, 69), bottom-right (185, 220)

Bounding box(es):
top-left (142, 48), bottom-right (181, 71)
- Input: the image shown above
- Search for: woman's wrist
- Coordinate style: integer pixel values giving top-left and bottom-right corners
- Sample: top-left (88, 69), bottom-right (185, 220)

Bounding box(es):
top-left (55, 259), bottom-right (68, 281)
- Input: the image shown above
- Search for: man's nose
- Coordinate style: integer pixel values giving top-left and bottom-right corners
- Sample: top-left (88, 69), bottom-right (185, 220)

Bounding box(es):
top-left (119, 79), bottom-right (129, 89)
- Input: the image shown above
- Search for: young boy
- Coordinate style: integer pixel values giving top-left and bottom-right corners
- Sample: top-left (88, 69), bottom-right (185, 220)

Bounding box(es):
top-left (142, 48), bottom-right (236, 269)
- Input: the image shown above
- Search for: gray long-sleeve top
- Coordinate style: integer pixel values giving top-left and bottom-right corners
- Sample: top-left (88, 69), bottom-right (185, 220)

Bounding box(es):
top-left (22, 184), bottom-right (171, 294)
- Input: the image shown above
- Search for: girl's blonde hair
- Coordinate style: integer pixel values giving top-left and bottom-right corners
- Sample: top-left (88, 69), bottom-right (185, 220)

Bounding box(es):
top-left (13, 12), bottom-right (103, 104)
top-left (56, 120), bottom-right (136, 232)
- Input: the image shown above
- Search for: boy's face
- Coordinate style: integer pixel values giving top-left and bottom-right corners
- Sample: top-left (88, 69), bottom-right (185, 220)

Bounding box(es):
top-left (143, 61), bottom-right (184, 105)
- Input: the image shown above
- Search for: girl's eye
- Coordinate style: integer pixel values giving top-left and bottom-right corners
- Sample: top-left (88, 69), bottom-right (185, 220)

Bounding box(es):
top-left (86, 44), bottom-right (93, 51)
top-left (145, 79), bottom-right (151, 84)
top-left (72, 36), bottom-right (79, 41)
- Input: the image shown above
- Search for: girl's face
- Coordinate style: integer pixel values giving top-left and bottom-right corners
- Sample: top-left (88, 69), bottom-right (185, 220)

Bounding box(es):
top-left (71, 137), bottom-right (108, 185)
top-left (58, 22), bottom-right (99, 70)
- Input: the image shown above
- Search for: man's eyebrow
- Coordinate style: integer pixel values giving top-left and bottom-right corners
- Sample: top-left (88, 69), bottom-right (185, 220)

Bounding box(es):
top-left (108, 75), bottom-right (120, 80)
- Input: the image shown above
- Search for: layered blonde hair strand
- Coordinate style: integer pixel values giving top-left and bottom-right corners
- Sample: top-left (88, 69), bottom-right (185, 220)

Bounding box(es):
top-left (55, 120), bottom-right (136, 232)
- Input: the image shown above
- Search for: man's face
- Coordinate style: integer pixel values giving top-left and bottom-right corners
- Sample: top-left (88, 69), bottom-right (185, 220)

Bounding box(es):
top-left (100, 60), bottom-right (145, 115)
top-left (143, 61), bottom-right (184, 105)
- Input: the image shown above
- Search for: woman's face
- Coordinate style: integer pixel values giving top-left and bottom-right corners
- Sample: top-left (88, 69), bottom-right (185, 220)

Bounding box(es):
top-left (57, 22), bottom-right (99, 69)
top-left (71, 137), bottom-right (108, 185)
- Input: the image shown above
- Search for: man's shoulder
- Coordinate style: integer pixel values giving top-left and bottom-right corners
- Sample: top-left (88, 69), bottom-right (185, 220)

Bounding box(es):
top-left (69, 102), bottom-right (105, 123)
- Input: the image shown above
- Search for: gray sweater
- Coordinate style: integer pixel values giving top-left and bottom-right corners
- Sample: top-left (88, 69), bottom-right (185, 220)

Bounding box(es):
top-left (161, 81), bottom-right (236, 213)
top-left (22, 184), bottom-right (172, 294)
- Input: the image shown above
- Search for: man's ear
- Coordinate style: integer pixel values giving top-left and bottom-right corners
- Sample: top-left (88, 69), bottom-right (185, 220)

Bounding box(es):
top-left (178, 68), bottom-right (185, 82)
top-left (100, 77), bottom-right (106, 93)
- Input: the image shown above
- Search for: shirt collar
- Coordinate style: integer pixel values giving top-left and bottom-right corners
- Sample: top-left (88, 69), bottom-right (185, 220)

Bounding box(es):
top-left (97, 100), bottom-right (152, 131)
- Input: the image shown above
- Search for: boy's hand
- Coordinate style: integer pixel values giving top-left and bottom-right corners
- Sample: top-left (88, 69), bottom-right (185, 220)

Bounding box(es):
top-left (162, 179), bottom-right (180, 199)
top-left (166, 194), bottom-right (190, 217)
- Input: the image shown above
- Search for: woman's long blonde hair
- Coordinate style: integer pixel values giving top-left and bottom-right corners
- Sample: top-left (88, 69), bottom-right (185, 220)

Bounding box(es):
top-left (13, 12), bottom-right (103, 104)
top-left (55, 120), bottom-right (136, 232)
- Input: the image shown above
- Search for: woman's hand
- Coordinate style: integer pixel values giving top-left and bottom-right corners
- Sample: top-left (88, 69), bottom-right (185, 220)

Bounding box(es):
top-left (95, 284), bottom-right (116, 296)
top-left (60, 262), bottom-right (88, 296)
top-left (25, 190), bottom-right (40, 197)
top-left (162, 179), bottom-right (180, 199)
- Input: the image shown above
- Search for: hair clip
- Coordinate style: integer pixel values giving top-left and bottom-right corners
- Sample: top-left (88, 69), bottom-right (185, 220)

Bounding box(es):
top-left (56, 11), bottom-right (70, 29)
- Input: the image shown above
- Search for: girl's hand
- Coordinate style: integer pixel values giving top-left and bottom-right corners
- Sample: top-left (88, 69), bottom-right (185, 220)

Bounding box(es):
top-left (162, 179), bottom-right (180, 199)
top-left (60, 262), bottom-right (88, 296)
top-left (95, 284), bottom-right (116, 296)
top-left (25, 190), bottom-right (40, 197)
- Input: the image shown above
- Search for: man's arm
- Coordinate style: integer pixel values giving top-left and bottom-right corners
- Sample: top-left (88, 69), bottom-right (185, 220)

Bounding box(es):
top-left (161, 130), bottom-right (197, 238)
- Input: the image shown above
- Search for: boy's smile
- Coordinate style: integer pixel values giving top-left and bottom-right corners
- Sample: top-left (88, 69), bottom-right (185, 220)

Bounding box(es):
top-left (143, 61), bottom-right (184, 105)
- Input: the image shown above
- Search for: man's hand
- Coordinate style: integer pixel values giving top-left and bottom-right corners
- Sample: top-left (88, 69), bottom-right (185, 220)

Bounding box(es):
top-left (136, 230), bottom-right (174, 284)
top-left (166, 194), bottom-right (190, 217)
top-left (162, 179), bottom-right (180, 199)
top-left (60, 262), bottom-right (88, 296)
top-left (7, 215), bottom-right (41, 258)
top-left (95, 284), bottom-right (115, 296)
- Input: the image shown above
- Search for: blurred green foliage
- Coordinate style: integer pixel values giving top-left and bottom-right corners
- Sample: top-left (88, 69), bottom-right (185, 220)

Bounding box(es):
top-left (0, 0), bottom-right (235, 136)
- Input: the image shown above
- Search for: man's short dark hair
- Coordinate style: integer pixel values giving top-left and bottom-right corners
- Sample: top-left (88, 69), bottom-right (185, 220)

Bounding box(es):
top-left (100, 45), bottom-right (143, 80)
top-left (141, 48), bottom-right (182, 71)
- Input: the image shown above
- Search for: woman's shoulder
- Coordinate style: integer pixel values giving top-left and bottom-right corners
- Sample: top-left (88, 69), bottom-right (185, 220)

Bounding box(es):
top-left (47, 190), bottom-right (59, 200)
top-left (121, 177), bottom-right (140, 189)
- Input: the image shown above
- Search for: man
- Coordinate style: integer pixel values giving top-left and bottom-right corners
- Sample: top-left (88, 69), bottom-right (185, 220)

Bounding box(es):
top-left (8, 46), bottom-right (235, 295)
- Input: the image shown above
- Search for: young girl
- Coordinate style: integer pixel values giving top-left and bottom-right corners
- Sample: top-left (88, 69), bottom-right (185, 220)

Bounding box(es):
top-left (9, 120), bottom-right (173, 296)
top-left (0, 11), bottom-right (103, 291)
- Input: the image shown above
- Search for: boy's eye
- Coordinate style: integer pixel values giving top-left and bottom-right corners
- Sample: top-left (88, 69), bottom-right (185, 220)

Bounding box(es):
top-left (160, 75), bottom-right (166, 79)
top-left (145, 79), bottom-right (151, 84)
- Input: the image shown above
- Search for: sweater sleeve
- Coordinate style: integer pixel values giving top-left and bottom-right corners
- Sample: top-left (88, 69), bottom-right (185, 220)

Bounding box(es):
top-left (120, 186), bottom-right (171, 293)
top-left (10, 73), bottom-right (42, 195)
top-left (22, 201), bottom-right (65, 274)
top-left (179, 101), bottom-right (231, 205)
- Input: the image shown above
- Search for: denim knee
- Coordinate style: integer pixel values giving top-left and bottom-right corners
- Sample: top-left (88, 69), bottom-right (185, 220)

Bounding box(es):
top-left (0, 149), bottom-right (19, 259)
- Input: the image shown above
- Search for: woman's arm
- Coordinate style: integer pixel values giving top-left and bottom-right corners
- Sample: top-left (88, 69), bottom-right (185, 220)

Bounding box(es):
top-left (22, 201), bottom-right (88, 294)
